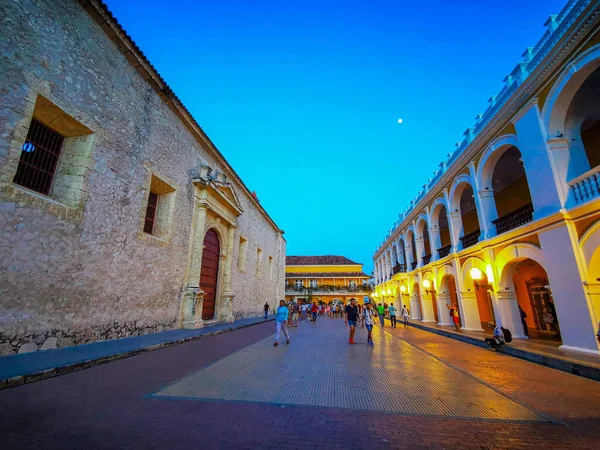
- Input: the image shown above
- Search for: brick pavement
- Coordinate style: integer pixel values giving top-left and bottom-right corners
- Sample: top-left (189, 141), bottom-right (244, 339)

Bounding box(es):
top-left (1, 317), bottom-right (599, 449)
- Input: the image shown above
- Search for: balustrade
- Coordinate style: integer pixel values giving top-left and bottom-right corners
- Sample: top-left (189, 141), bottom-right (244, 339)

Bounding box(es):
top-left (392, 264), bottom-right (406, 274)
top-left (437, 244), bottom-right (451, 259)
top-left (460, 229), bottom-right (480, 249)
top-left (492, 203), bottom-right (534, 234)
top-left (422, 254), bottom-right (431, 265)
top-left (411, 261), bottom-right (418, 270)
top-left (569, 167), bottom-right (600, 204)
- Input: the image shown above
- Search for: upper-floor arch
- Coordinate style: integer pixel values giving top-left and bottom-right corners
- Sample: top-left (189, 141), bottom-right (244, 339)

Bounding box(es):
top-left (449, 174), bottom-right (481, 250)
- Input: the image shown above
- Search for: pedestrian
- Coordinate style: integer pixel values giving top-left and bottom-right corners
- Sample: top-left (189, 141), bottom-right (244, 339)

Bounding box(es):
top-left (377, 303), bottom-right (385, 326)
top-left (518, 305), bottom-right (529, 337)
top-left (311, 302), bottom-right (318, 322)
top-left (485, 322), bottom-right (505, 351)
top-left (273, 300), bottom-right (290, 347)
top-left (345, 298), bottom-right (359, 345)
top-left (446, 303), bottom-right (460, 331)
top-left (292, 302), bottom-right (300, 327)
top-left (363, 302), bottom-right (376, 346)
top-left (388, 302), bottom-right (397, 328)
top-left (401, 304), bottom-right (410, 328)
top-left (264, 302), bottom-right (269, 320)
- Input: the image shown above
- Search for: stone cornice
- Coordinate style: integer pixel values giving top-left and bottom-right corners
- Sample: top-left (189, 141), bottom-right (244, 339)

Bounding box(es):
top-left (374, 0), bottom-right (600, 259)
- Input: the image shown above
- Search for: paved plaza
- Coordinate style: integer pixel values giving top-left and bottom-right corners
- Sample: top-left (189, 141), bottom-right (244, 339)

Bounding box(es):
top-left (2, 318), bottom-right (600, 449)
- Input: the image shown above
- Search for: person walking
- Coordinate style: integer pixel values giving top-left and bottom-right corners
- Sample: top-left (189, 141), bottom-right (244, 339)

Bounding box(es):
top-left (388, 302), bottom-right (397, 328)
top-left (518, 305), bottom-right (529, 337)
top-left (363, 302), bottom-right (376, 346)
top-left (273, 300), bottom-right (290, 347)
top-left (311, 302), bottom-right (318, 322)
top-left (377, 303), bottom-right (385, 327)
top-left (401, 304), bottom-right (410, 328)
top-left (345, 298), bottom-right (359, 345)
top-left (264, 302), bottom-right (269, 320)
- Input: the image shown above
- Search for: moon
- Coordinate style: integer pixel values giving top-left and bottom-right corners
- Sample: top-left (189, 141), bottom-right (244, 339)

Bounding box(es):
top-left (397, 118), bottom-right (403, 124)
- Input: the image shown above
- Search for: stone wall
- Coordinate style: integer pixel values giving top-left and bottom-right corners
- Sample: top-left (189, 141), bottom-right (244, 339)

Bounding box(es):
top-left (0, 0), bottom-right (285, 355)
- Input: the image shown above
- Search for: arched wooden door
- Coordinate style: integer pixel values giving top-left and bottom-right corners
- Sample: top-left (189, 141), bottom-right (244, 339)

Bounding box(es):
top-left (200, 229), bottom-right (220, 320)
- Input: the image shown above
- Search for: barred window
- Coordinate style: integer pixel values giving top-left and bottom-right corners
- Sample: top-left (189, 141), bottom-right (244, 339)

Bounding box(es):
top-left (13, 119), bottom-right (64, 195)
top-left (143, 191), bottom-right (159, 234)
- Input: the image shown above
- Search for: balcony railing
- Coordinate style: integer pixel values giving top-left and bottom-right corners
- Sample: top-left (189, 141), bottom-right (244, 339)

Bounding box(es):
top-left (422, 254), bottom-right (431, 265)
top-left (569, 166), bottom-right (600, 204)
top-left (285, 284), bottom-right (373, 294)
top-left (437, 244), bottom-right (451, 259)
top-left (492, 203), bottom-right (534, 234)
top-left (460, 229), bottom-right (480, 249)
top-left (411, 261), bottom-right (418, 270)
top-left (392, 264), bottom-right (406, 274)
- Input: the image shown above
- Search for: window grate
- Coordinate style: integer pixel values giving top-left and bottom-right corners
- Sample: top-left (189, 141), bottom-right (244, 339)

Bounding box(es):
top-left (13, 119), bottom-right (65, 195)
top-left (144, 191), bottom-right (159, 234)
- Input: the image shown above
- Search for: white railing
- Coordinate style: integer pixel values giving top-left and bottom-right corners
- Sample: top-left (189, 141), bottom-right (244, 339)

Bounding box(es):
top-left (569, 166), bottom-right (600, 204)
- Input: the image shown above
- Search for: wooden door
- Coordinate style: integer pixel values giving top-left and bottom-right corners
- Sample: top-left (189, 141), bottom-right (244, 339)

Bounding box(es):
top-left (200, 229), bottom-right (220, 320)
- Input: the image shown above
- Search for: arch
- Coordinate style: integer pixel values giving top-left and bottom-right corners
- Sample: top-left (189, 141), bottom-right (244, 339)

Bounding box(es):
top-left (496, 243), bottom-right (545, 289)
top-left (476, 134), bottom-right (520, 191)
top-left (542, 44), bottom-right (600, 137)
top-left (429, 196), bottom-right (449, 227)
top-left (580, 220), bottom-right (600, 279)
top-left (460, 256), bottom-right (487, 291)
top-left (391, 244), bottom-right (398, 266)
top-left (436, 264), bottom-right (457, 291)
top-left (449, 174), bottom-right (476, 212)
top-left (415, 213), bottom-right (430, 236)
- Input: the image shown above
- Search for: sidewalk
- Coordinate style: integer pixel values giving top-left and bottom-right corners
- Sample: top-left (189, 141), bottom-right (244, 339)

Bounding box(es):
top-left (386, 317), bottom-right (600, 382)
top-left (0, 315), bottom-right (273, 390)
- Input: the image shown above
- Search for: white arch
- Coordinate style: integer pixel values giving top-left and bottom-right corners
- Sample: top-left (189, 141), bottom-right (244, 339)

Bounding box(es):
top-left (429, 196), bottom-right (449, 227)
top-left (436, 264), bottom-right (457, 293)
top-left (543, 43), bottom-right (600, 137)
top-left (460, 256), bottom-right (487, 291)
top-left (449, 174), bottom-right (476, 212)
top-left (476, 134), bottom-right (520, 191)
top-left (415, 213), bottom-right (429, 237)
top-left (580, 220), bottom-right (600, 278)
top-left (496, 243), bottom-right (546, 289)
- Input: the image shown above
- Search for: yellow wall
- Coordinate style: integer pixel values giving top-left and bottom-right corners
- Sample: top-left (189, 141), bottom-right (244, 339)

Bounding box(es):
top-left (286, 264), bottom-right (364, 274)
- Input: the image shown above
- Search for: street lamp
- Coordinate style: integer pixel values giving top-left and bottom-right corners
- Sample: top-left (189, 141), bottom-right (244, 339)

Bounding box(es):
top-left (423, 279), bottom-right (436, 295)
top-left (470, 267), bottom-right (494, 291)
top-left (400, 285), bottom-right (408, 297)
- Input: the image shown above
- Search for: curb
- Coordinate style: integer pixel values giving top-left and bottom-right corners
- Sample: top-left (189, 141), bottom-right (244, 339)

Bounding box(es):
top-left (404, 320), bottom-right (600, 382)
top-left (0, 318), bottom-right (274, 391)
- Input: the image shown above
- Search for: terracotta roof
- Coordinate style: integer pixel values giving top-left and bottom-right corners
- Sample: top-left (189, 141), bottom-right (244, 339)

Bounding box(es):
top-left (286, 256), bottom-right (360, 266)
top-left (82, 0), bottom-right (283, 235)
top-left (286, 272), bottom-right (370, 278)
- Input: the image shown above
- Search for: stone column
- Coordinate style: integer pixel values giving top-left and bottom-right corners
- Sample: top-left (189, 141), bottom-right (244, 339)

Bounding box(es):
top-left (496, 290), bottom-right (526, 338)
top-left (415, 238), bottom-right (425, 267)
top-left (429, 227), bottom-right (441, 261)
top-left (458, 291), bottom-right (484, 331)
top-left (468, 161), bottom-right (490, 238)
top-left (436, 293), bottom-right (453, 326)
top-left (478, 189), bottom-right (498, 239)
top-left (187, 204), bottom-right (208, 287)
top-left (182, 286), bottom-right (200, 329)
top-left (449, 211), bottom-right (463, 252)
top-left (545, 138), bottom-right (572, 206)
top-left (220, 225), bottom-right (237, 323)
top-left (410, 293), bottom-right (421, 320)
top-left (405, 244), bottom-right (414, 270)
top-left (420, 293), bottom-right (436, 323)
top-left (513, 103), bottom-right (564, 219)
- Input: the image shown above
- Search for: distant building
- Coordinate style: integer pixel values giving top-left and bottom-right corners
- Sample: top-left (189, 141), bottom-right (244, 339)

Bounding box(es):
top-left (0, 0), bottom-right (285, 355)
top-left (373, 0), bottom-right (600, 355)
top-left (285, 256), bottom-right (371, 305)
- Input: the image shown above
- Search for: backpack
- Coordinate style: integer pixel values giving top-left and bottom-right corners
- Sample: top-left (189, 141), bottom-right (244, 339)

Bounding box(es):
top-left (501, 327), bottom-right (512, 343)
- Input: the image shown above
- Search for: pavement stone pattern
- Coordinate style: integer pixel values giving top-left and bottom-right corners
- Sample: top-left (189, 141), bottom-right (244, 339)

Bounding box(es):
top-left (1, 319), bottom-right (600, 449)
top-left (153, 319), bottom-right (543, 422)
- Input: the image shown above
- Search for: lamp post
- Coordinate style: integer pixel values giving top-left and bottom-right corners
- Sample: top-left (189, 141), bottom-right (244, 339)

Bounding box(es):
top-left (469, 267), bottom-right (494, 291)
top-left (423, 279), bottom-right (436, 296)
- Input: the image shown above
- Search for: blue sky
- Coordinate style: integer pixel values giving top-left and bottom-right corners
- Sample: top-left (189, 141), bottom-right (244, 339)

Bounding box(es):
top-left (105, 0), bottom-right (566, 274)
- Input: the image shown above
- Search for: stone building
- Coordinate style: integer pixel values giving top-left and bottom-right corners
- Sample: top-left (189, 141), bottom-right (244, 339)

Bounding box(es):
top-left (0, 0), bottom-right (285, 355)
top-left (285, 256), bottom-right (371, 305)
top-left (373, 0), bottom-right (600, 355)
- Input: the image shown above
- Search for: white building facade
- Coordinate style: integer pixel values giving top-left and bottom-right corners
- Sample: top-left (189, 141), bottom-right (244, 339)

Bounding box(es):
top-left (373, 0), bottom-right (600, 355)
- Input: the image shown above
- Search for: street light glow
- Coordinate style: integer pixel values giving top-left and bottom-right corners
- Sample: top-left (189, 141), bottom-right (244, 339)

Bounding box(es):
top-left (397, 118), bottom-right (403, 124)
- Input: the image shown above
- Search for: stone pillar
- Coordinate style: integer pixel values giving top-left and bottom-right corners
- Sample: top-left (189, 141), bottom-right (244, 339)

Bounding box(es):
top-left (429, 227), bottom-right (441, 261)
top-left (220, 225), bottom-right (237, 323)
top-left (187, 204), bottom-right (208, 287)
top-left (545, 138), bottom-right (572, 206)
top-left (410, 293), bottom-right (421, 320)
top-left (421, 293), bottom-right (436, 322)
top-left (458, 291), bottom-right (484, 331)
top-left (182, 286), bottom-right (200, 329)
top-left (539, 222), bottom-right (599, 353)
top-left (436, 293), bottom-right (453, 326)
top-left (415, 238), bottom-right (425, 267)
top-left (513, 103), bottom-right (564, 219)
top-left (449, 211), bottom-right (463, 252)
top-left (405, 244), bottom-right (414, 270)
top-left (496, 290), bottom-right (526, 338)
top-left (478, 189), bottom-right (498, 239)
top-left (468, 161), bottom-right (490, 238)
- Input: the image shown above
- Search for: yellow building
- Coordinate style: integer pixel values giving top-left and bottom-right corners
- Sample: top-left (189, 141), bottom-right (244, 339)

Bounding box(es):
top-left (285, 256), bottom-right (371, 305)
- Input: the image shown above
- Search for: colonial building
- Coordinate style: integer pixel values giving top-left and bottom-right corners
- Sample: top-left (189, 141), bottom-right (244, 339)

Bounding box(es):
top-left (285, 256), bottom-right (371, 304)
top-left (0, 0), bottom-right (285, 355)
top-left (373, 0), bottom-right (600, 355)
